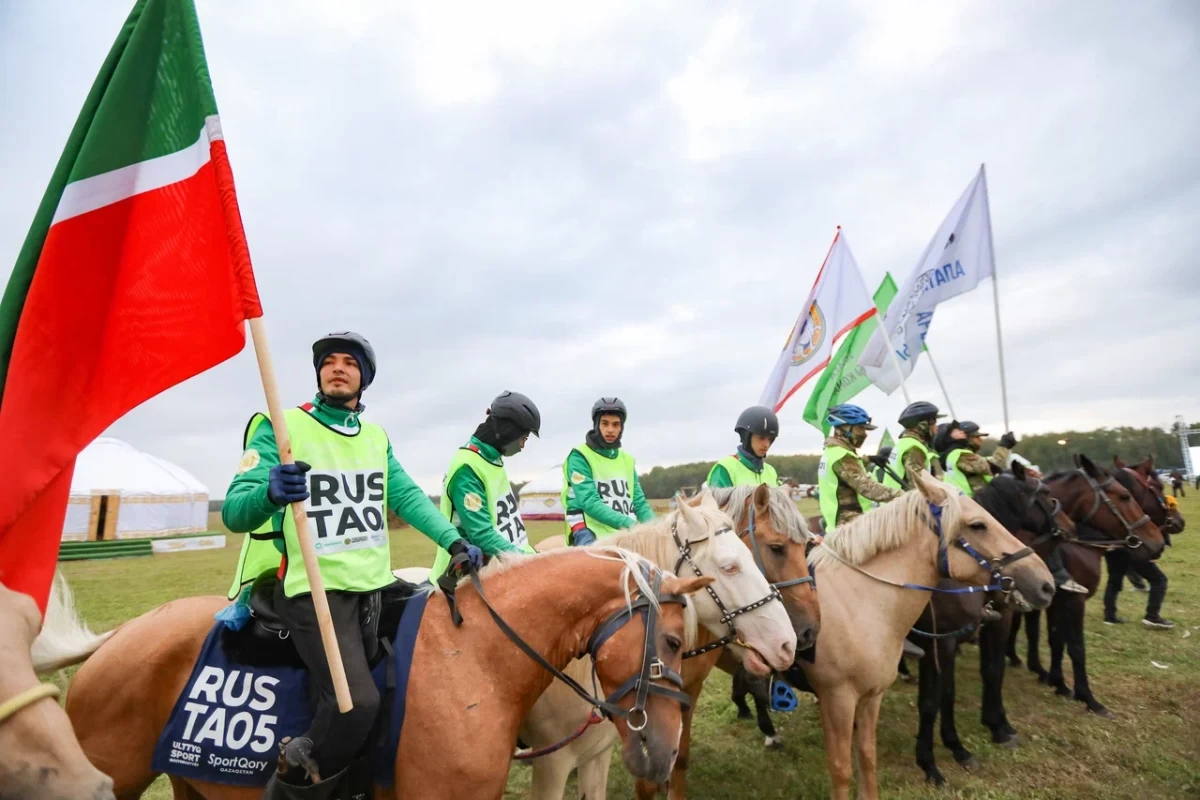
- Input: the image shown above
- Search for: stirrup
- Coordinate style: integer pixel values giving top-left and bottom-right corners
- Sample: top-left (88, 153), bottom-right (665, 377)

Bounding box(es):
top-left (902, 639), bottom-right (925, 659)
top-left (770, 677), bottom-right (798, 712)
top-left (1059, 578), bottom-right (1089, 594)
top-left (262, 764), bottom-right (350, 800)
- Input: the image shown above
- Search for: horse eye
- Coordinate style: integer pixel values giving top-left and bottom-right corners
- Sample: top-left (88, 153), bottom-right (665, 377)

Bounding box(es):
top-left (721, 563), bottom-right (740, 575)
top-left (769, 543), bottom-right (786, 554)
top-left (665, 635), bottom-right (682, 654)
top-left (969, 521), bottom-right (988, 531)
top-left (1119, 493), bottom-right (1131, 502)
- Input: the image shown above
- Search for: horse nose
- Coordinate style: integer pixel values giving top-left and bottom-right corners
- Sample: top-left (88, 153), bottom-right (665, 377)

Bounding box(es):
top-left (778, 638), bottom-right (796, 667)
top-left (1039, 581), bottom-right (1055, 603)
top-left (93, 775), bottom-right (116, 800)
top-left (795, 626), bottom-right (817, 653)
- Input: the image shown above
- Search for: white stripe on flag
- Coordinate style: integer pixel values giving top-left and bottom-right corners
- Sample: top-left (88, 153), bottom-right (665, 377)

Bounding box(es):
top-left (52, 115), bottom-right (221, 225)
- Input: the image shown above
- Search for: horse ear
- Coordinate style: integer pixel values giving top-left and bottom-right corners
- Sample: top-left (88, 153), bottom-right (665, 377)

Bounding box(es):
top-left (1011, 460), bottom-right (1027, 481)
top-left (676, 493), bottom-right (699, 525)
top-left (1113, 455), bottom-right (1126, 469)
top-left (682, 491), bottom-right (706, 508)
top-left (697, 490), bottom-right (720, 510)
top-left (1079, 453), bottom-right (1100, 478)
top-left (914, 470), bottom-right (947, 503)
top-left (753, 482), bottom-right (771, 511)
top-left (1072, 453), bottom-right (1082, 469)
top-left (662, 574), bottom-right (716, 598)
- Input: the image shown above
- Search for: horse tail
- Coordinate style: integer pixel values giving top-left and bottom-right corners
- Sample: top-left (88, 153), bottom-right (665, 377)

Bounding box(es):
top-left (30, 571), bottom-right (115, 674)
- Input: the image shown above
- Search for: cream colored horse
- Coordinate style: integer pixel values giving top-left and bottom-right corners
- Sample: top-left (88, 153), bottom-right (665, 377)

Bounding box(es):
top-left (801, 473), bottom-right (1055, 800)
top-left (520, 491), bottom-right (799, 800)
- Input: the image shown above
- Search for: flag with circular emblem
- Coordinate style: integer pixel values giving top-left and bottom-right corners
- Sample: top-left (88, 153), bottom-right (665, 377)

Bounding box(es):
top-left (0, 0), bottom-right (262, 615)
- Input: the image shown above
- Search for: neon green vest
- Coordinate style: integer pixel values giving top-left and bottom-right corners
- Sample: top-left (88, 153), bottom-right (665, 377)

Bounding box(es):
top-left (881, 436), bottom-right (933, 490)
top-left (561, 444), bottom-right (638, 537)
top-left (707, 455), bottom-right (779, 488)
top-left (944, 448), bottom-right (990, 496)
top-left (227, 412), bottom-right (285, 599)
top-left (431, 446), bottom-right (532, 579)
top-left (817, 446), bottom-right (870, 530)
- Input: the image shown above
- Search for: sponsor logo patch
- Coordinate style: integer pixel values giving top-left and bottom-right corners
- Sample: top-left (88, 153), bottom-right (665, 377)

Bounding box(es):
top-left (237, 449), bottom-right (260, 474)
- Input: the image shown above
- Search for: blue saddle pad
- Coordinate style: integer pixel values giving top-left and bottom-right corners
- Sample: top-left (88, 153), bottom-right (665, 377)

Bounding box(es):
top-left (152, 590), bottom-right (428, 788)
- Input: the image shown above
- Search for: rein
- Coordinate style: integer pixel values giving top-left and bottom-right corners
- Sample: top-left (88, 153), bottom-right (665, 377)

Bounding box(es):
top-left (0, 683), bottom-right (60, 726)
top-left (438, 552), bottom-right (693, 737)
top-left (679, 501), bottom-right (813, 659)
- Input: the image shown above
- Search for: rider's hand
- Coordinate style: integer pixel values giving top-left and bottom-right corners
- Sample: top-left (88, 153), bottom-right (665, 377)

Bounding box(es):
top-left (267, 461), bottom-right (311, 506)
top-left (867, 454), bottom-right (887, 468)
top-left (570, 527), bottom-right (597, 547)
top-left (448, 538), bottom-right (484, 571)
top-left (999, 432), bottom-right (1018, 449)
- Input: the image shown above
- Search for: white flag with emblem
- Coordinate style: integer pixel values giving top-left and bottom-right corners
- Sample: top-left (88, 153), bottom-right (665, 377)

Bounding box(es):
top-left (759, 229), bottom-right (877, 412)
top-left (858, 165), bottom-right (996, 394)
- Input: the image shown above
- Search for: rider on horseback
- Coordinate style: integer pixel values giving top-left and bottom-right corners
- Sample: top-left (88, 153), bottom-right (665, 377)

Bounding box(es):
top-left (430, 391), bottom-right (542, 579)
top-left (881, 401), bottom-right (946, 490)
top-left (817, 404), bottom-right (903, 530)
top-left (563, 397), bottom-right (655, 546)
top-left (222, 332), bottom-right (484, 795)
top-left (706, 405), bottom-right (783, 488)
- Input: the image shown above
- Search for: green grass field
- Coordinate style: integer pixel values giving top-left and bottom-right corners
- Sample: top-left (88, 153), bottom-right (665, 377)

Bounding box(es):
top-left (54, 496), bottom-right (1200, 799)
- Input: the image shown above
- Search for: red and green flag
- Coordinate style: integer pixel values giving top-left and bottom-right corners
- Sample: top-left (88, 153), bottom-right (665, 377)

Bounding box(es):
top-left (802, 273), bottom-right (898, 435)
top-left (0, 0), bottom-right (262, 614)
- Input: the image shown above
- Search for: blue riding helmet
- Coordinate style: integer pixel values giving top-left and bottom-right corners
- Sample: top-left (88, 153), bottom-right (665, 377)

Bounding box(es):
top-left (826, 403), bottom-right (877, 430)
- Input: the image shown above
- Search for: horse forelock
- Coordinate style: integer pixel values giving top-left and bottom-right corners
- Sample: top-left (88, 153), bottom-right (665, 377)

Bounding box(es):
top-left (809, 489), bottom-right (950, 569)
top-left (974, 475), bottom-right (1027, 531)
top-left (711, 485), bottom-right (809, 543)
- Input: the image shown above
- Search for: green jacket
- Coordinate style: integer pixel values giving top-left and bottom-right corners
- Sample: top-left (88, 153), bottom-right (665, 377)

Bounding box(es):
top-left (222, 397), bottom-right (461, 554)
top-left (444, 437), bottom-right (527, 556)
top-left (565, 446), bottom-right (655, 530)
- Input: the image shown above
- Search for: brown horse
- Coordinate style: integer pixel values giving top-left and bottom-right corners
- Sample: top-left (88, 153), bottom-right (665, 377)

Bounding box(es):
top-left (1008, 454), bottom-right (1165, 717)
top-left (1, 576), bottom-right (114, 800)
top-left (54, 548), bottom-right (713, 799)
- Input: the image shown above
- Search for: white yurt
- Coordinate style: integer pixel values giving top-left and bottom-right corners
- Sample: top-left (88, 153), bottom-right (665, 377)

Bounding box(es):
top-left (62, 437), bottom-right (210, 543)
top-left (517, 464), bottom-right (565, 521)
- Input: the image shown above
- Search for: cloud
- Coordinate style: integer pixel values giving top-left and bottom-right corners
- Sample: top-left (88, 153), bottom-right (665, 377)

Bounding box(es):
top-left (2, 0), bottom-right (1198, 502)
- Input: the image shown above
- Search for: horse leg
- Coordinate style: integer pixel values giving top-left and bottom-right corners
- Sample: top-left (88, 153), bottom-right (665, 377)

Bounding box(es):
top-left (1023, 609), bottom-right (1048, 681)
top-left (852, 692), bottom-right (884, 800)
top-left (938, 641), bottom-right (978, 772)
top-left (914, 646), bottom-right (945, 787)
top-left (576, 752), bottom-right (612, 800)
top-left (731, 665), bottom-right (753, 720)
top-left (1064, 596), bottom-right (1113, 718)
top-left (1006, 610), bottom-right (1023, 667)
top-left (530, 749), bottom-right (577, 800)
top-left (818, 688), bottom-right (858, 800)
top-left (1046, 602), bottom-right (1071, 697)
top-left (979, 617), bottom-right (1018, 745)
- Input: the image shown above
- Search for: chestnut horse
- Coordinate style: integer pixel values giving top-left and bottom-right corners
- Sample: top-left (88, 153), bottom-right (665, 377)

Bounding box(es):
top-left (1008, 454), bottom-right (1165, 717)
top-left (50, 548), bottom-right (713, 799)
top-left (524, 484), bottom-right (819, 800)
top-left (1, 576), bottom-right (115, 800)
top-left (788, 474), bottom-right (1054, 800)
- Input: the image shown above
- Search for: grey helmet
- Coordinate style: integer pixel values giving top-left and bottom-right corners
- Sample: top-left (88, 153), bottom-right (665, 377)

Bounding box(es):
top-left (312, 331), bottom-right (377, 390)
top-left (735, 405), bottom-right (780, 440)
top-left (898, 401), bottom-right (945, 428)
top-left (591, 397), bottom-right (627, 424)
top-left (489, 391), bottom-right (541, 437)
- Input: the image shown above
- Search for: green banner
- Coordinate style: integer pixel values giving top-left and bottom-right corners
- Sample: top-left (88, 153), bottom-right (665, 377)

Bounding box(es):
top-left (802, 273), bottom-right (898, 435)
top-left (879, 428), bottom-right (895, 452)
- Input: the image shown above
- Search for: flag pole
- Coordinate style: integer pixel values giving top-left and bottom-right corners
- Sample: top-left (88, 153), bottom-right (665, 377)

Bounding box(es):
top-left (247, 317), bottom-right (354, 713)
top-left (981, 163), bottom-right (1010, 430)
top-left (923, 347), bottom-right (956, 419)
top-left (872, 305), bottom-right (913, 406)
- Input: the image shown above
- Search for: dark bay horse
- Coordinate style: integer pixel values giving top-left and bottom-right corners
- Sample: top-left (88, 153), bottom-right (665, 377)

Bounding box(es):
top-left (1008, 454), bottom-right (1165, 717)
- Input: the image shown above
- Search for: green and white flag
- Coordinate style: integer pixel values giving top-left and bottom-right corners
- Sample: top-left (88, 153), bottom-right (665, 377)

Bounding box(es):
top-left (802, 273), bottom-right (898, 435)
top-left (879, 428), bottom-right (895, 452)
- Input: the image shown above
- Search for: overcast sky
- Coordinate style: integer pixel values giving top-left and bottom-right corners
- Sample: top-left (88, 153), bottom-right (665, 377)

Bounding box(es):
top-left (2, 1), bottom-right (1198, 497)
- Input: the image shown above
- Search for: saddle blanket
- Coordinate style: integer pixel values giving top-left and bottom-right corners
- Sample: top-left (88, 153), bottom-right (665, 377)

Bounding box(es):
top-left (151, 590), bottom-right (429, 788)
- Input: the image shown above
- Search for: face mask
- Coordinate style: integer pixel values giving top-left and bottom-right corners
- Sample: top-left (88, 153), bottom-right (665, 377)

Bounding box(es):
top-left (851, 427), bottom-right (868, 448)
top-left (501, 439), bottom-right (524, 457)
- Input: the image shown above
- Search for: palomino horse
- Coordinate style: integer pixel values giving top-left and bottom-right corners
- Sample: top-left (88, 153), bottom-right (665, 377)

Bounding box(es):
top-left (521, 486), bottom-right (809, 800)
top-left (1, 576), bottom-right (115, 800)
top-left (1008, 454), bottom-right (1165, 717)
top-left (53, 548), bottom-right (714, 799)
top-left (791, 473), bottom-right (1054, 800)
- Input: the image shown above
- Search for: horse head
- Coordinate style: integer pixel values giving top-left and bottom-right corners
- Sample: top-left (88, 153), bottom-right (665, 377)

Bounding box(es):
top-left (1050, 454), bottom-right (1166, 560)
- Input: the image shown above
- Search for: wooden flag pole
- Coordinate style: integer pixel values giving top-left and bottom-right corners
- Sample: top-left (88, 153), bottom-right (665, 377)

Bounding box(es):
top-left (247, 317), bottom-right (354, 713)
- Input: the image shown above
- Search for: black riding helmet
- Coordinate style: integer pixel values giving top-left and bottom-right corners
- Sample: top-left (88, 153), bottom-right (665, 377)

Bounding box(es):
top-left (592, 397), bottom-right (627, 425)
top-left (735, 405), bottom-right (779, 439)
top-left (958, 421), bottom-right (988, 438)
top-left (489, 391), bottom-right (541, 437)
top-left (898, 401), bottom-right (945, 428)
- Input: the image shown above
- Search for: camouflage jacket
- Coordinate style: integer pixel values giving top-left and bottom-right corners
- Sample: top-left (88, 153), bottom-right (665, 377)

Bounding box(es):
top-left (900, 430), bottom-right (944, 481)
top-left (950, 445), bottom-right (1011, 493)
top-left (826, 434), bottom-right (904, 513)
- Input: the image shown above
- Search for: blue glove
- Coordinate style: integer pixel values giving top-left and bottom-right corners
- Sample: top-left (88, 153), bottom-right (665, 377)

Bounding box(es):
top-left (571, 527), bottom-right (597, 547)
top-left (448, 539), bottom-right (484, 571)
top-left (770, 676), bottom-right (798, 712)
top-left (267, 461), bottom-right (311, 506)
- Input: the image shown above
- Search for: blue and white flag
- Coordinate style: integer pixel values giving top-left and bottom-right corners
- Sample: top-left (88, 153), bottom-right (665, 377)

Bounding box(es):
top-left (858, 166), bottom-right (996, 394)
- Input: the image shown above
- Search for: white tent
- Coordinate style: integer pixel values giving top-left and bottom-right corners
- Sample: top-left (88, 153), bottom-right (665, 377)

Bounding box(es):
top-left (518, 464), bottom-right (565, 521)
top-left (62, 437), bottom-right (209, 542)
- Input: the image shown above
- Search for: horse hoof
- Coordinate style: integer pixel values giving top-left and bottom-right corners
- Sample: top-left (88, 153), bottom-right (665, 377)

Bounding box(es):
top-left (736, 709), bottom-right (752, 720)
top-left (999, 734), bottom-right (1022, 749)
top-left (764, 735), bottom-right (783, 749)
top-left (1008, 656), bottom-right (1022, 668)
top-left (1055, 685), bottom-right (1072, 698)
top-left (958, 755), bottom-right (982, 772)
top-left (924, 770), bottom-right (946, 788)
top-left (1089, 706), bottom-right (1117, 720)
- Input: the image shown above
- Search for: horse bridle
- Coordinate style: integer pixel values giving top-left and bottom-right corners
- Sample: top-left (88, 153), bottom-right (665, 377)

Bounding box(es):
top-left (1023, 478), bottom-right (1069, 549)
top-left (0, 683), bottom-right (61, 727)
top-left (670, 505), bottom-right (789, 659)
top-left (439, 552), bottom-right (693, 731)
top-left (1121, 468), bottom-right (1184, 535)
top-left (928, 502), bottom-right (1030, 595)
top-left (1063, 469), bottom-right (1153, 550)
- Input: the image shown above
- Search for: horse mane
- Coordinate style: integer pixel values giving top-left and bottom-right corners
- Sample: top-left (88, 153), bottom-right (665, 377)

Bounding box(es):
top-left (808, 488), bottom-right (958, 569)
top-left (709, 485), bottom-right (810, 543)
top-left (973, 475), bottom-right (1026, 532)
top-left (30, 571), bottom-right (114, 674)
